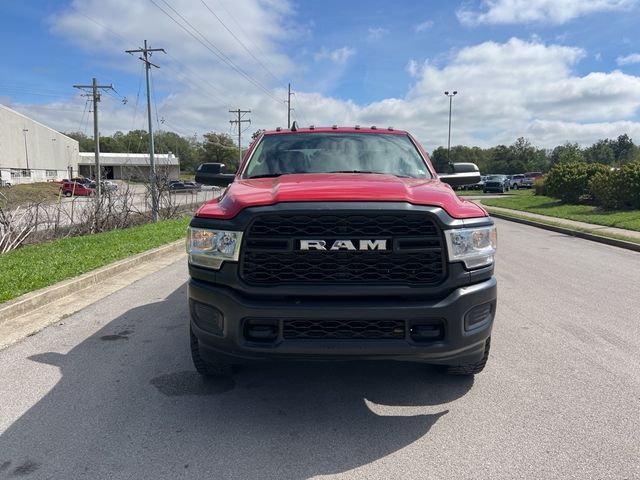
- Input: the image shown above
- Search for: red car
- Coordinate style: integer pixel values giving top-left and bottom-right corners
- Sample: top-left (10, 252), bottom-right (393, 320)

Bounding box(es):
top-left (60, 181), bottom-right (95, 197)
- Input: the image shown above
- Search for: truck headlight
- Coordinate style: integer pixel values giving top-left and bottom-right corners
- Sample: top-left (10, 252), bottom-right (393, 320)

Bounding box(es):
top-left (444, 225), bottom-right (497, 269)
top-left (186, 227), bottom-right (243, 270)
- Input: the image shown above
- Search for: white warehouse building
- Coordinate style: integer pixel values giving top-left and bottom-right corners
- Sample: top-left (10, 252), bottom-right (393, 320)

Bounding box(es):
top-left (78, 152), bottom-right (180, 181)
top-left (1, 104), bottom-right (182, 186)
top-left (0, 104), bottom-right (79, 185)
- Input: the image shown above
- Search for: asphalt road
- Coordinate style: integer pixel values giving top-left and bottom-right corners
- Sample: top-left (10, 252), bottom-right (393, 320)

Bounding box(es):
top-left (1, 219), bottom-right (639, 479)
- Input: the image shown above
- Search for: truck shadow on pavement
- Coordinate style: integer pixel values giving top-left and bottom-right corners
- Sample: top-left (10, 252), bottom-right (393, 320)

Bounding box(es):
top-left (0, 285), bottom-right (473, 479)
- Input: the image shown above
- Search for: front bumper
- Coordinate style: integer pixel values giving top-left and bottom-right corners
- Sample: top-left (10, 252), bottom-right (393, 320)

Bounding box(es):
top-left (188, 276), bottom-right (497, 366)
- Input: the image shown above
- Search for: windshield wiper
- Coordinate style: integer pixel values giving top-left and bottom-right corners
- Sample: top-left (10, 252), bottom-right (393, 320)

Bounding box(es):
top-left (327, 170), bottom-right (413, 178)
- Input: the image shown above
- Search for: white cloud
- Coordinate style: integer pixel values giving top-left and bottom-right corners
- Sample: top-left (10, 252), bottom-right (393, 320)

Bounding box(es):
top-left (617, 53), bottom-right (640, 65)
top-left (367, 27), bottom-right (389, 40)
top-left (10, 3), bottom-right (640, 152)
top-left (29, 0), bottom-right (299, 145)
top-left (415, 20), bottom-right (434, 32)
top-left (406, 59), bottom-right (419, 77)
top-left (457, 0), bottom-right (637, 26)
top-left (314, 47), bottom-right (356, 64)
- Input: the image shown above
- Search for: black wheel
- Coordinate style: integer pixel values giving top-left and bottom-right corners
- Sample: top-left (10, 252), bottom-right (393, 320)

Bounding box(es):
top-left (442, 337), bottom-right (491, 376)
top-left (483, 190), bottom-right (487, 194)
top-left (63, 190), bottom-right (72, 197)
top-left (513, 184), bottom-right (519, 190)
top-left (190, 328), bottom-right (232, 376)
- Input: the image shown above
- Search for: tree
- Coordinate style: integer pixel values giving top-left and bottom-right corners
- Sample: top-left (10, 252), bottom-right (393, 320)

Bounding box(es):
top-left (550, 142), bottom-right (584, 166)
top-left (584, 140), bottom-right (615, 165)
top-left (201, 132), bottom-right (240, 172)
top-left (429, 147), bottom-right (449, 172)
top-left (64, 131), bottom-right (95, 152)
top-left (611, 134), bottom-right (636, 165)
top-left (154, 131), bottom-right (203, 172)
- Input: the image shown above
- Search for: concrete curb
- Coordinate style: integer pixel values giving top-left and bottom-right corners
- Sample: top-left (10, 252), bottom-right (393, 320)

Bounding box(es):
top-left (487, 209), bottom-right (640, 253)
top-left (0, 239), bottom-right (185, 325)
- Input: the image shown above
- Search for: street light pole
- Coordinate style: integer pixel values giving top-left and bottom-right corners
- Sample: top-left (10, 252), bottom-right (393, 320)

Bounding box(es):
top-left (444, 90), bottom-right (458, 164)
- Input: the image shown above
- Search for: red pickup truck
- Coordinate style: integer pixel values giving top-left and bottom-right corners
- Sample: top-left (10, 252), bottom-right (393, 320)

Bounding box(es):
top-left (187, 125), bottom-right (497, 376)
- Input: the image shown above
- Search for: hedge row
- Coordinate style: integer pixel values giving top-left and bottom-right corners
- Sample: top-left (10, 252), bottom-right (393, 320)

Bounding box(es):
top-left (590, 162), bottom-right (640, 209)
top-left (542, 162), bottom-right (640, 209)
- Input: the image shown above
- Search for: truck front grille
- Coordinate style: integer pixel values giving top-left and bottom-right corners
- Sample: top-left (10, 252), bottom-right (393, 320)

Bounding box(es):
top-left (240, 212), bottom-right (446, 285)
top-left (283, 319), bottom-right (405, 340)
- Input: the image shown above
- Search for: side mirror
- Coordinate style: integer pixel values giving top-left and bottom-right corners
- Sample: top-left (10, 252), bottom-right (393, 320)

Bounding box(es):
top-left (438, 162), bottom-right (481, 187)
top-left (194, 163), bottom-right (235, 187)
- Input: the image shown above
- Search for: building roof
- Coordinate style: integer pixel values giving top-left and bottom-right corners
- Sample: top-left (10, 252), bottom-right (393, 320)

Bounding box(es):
top-left (78, 152), bottom-right (179, 166)
top-left (0, 104), bottom-right (79, 144)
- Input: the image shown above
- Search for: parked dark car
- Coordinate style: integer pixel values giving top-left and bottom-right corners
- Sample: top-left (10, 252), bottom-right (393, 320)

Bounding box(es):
top-left (483, 175), bottom-right (510, 193)
top-left (168, 180), bottom-right (201, 192)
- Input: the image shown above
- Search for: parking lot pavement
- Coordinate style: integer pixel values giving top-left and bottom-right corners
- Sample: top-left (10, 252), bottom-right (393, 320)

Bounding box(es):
top-left (0, 218), bottom-right (639, 479)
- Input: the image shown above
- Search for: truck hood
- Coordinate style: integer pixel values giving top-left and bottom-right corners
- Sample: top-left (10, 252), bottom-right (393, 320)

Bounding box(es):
top-left (195, 173), bottom-right (487, 219)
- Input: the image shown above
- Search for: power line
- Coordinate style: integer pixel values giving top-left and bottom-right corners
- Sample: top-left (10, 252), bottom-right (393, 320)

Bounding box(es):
top-left (77, 97), bottom-right (91, 133)
top-left (126, 61), bottom-right (146, 153)
top-left (211, 0), bottom-right (279, 76)
top-left (70, 6), bottom-right (229, 106)
top-left (148, 0), bottom-right (283, 104)
top-left (199, 0), bottom-right (284, 86)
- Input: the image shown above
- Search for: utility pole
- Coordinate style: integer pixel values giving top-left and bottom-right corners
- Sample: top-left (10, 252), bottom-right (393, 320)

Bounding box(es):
top-left (286, 83), bottom-right (292, 129)
top-left (126, 40), bottom-right (166, 222)
top-left (229, 109), bottom-right (251, 167)
top-left (73, 78), bottom-right (114, 200)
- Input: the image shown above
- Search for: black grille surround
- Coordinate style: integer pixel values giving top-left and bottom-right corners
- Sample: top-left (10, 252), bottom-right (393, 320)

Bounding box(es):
top-left (240, 212), bottom-right (446, 286)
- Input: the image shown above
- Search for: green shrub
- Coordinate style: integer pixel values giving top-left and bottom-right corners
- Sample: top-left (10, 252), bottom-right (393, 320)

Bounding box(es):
top-left (590, 162), bottom-right (640, 210)
top-left (534, 177), bottom-right (546, 196)
top-left (545, 162), bottom-right (609, 203)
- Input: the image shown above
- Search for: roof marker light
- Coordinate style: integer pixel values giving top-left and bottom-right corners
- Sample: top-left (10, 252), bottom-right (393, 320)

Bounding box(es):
top-left (276, 127), bottom-right (282, 131)
top-left (371, 125), bottom-right (377, 130)
top-left (388, 126), bottom-right (394, 131)
top-left (355, 125), bottom-right (361, 129)
top-left (332, 125), bottom-right (338, 129)
top-left (309, 125), bottom-right (315, 130)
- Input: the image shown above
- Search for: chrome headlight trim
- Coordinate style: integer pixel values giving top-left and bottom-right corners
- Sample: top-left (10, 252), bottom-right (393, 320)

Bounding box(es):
top-left (186, 227), bottom-right (243, 270)
top-left (444, 225), bottom-right (497, 270)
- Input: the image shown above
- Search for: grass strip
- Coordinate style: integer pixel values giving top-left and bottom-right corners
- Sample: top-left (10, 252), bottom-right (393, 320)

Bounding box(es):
top-left (484, 207), bottom-right (640, 246)
top-left (1, 182), bottom-right (61, 208)
top-left (0, 216), bottom-right (190, 304)
top-left (481, 191), bottom-right (640, 232)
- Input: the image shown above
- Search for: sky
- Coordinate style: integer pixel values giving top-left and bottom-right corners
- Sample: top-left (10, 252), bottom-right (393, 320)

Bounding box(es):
top-left (1, 0), bottom-right (640, 151)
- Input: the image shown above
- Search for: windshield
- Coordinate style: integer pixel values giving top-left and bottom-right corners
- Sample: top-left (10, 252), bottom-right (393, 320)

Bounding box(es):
top-left (242, 132), bottom-right (432, 179)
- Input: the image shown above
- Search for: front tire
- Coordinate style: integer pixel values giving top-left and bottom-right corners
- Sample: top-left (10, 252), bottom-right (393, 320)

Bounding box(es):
top-left (442, 337), bottom-right (491, 376)
top-left (190, 328), bottom-right (233, 376)
top-left (63, 190), bottom-right (72, 197)
top-left (513, 183), bottom-right (519, 190)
